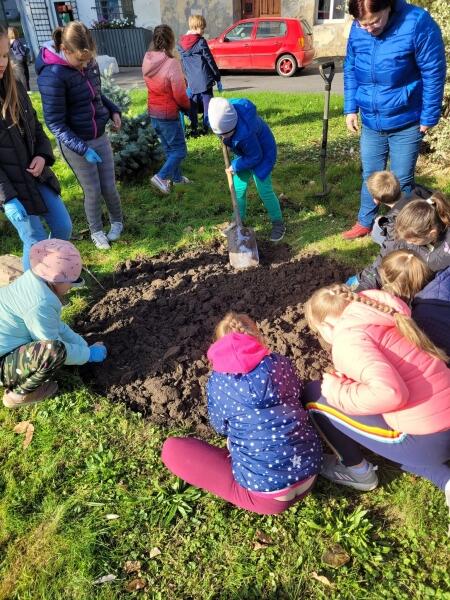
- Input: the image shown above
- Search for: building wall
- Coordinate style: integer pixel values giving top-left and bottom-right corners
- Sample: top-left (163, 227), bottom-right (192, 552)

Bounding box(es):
top-left (282, 0), bottom-right (350, 57)
top-left (77, 0), bottom-right (97, 26)
top-left (133, 0), bottom-right (161, 29)
top-left (159, 0), bottom-right (240, 39)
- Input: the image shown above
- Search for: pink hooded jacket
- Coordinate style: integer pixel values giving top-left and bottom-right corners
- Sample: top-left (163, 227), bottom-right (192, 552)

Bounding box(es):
top-left (325, 290), bottom-right (450, 435)
top-left (142, 51), bottom-right (189, 120)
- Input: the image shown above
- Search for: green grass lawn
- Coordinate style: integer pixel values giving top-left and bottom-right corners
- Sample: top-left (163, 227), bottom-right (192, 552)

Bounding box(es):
top-left (0, 91), bottom-right (449, 600)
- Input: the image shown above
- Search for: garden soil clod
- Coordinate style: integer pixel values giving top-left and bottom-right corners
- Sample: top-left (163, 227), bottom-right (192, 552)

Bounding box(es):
top-left (79, 240), bottom-right (351, 435)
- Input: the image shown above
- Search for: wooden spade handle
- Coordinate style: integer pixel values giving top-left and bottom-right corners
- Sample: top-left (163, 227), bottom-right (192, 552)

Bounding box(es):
top-left (221, 141), bottom-right (243, 228)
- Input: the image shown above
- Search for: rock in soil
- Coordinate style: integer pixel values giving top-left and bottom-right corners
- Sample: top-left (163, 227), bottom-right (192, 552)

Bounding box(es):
top-left (78, 240), bottom-right (351, 435)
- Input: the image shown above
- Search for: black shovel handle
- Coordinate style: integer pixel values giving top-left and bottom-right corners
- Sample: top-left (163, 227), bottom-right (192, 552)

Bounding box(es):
top-left (319, 61), bottom-right (335, 88)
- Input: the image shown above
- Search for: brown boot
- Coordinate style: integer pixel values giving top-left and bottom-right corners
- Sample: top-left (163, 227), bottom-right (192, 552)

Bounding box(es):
top-left (2, 381), bottom-right (58, 409)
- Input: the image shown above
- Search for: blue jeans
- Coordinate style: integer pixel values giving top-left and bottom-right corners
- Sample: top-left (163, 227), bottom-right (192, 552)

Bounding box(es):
top-left (151, 117), bottom-right (187, 182)
top-left (6, 184), bottom-right (72, 270)
top-left (358, 122), bottom-right (423, 228)
top-left (304, 381), bottom-right (450, 491)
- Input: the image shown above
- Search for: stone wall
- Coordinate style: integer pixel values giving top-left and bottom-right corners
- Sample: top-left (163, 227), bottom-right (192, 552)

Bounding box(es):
top-left (160, 0), bottom-right (240, 39)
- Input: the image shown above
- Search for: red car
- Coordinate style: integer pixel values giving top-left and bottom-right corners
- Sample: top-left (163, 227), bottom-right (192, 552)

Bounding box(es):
top-left (208, 17), bottom-right (314, 77)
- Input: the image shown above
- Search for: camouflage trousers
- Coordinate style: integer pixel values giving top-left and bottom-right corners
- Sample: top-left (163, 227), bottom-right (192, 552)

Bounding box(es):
top-left (0, 340), bottom-right (67, 395)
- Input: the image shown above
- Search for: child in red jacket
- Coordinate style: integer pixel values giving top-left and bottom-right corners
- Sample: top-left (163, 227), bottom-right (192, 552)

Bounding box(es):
top-left (142, 25), bottom-right (191, 195)
top-left (303, 284), bottom-right (450, 520)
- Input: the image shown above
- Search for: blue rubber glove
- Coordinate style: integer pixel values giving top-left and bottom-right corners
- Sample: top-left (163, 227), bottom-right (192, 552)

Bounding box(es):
top-left (217, 81), bottom-right (223, 92)
top-left (186, 87), bottom-right (193, 99)
top-left (88, 344), bottom-right (107, 363)
top-left (4, 198), bottom-right (27, 223)
top-left (346, 275), bottom-right (359, 288)
top-left (84, 148), bottom-right (102, 164)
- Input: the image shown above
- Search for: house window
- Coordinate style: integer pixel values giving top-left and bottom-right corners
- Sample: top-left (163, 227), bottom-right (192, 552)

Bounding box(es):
top-left (316, 0), bottom-right (346, 21)
top-left (93, 0), bottom-right (134, 22)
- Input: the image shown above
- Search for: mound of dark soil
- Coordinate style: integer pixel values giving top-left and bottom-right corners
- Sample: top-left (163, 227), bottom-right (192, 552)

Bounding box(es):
top-left (78, 240), bottom-right (351, 435)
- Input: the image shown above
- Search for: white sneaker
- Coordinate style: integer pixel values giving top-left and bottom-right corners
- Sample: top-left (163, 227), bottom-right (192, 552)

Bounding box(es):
top-left (91, 231), bottom-right (111, 250)
top-left (107, 221), bottom-right (123, 242)
top-left (151, 174), bottom-right (171, 195)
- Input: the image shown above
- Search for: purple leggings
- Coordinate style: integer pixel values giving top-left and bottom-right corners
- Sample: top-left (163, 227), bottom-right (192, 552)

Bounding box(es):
top-left (161, 437), bottom-right (315, 515)
top-left (304, 381), bottom-right (450, 491)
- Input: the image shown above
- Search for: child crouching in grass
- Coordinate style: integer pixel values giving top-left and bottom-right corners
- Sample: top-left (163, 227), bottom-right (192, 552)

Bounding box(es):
top-left (162, 312), bottom-right (322, 515)
top-left (303, 284), bottom-right (450, 520)
top-left (208, 97), bottom-right (286, 242)
top-left (142, 25), bottom-right (191, 195)
top-left (379, 250), bottom-right (450, 358)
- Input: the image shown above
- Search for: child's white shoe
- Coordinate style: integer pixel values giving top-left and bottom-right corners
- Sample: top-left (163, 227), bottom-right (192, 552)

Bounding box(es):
top-left (107, 221), bottom-right (123, 242)
top-left (91, 231), bottom-right (111, 250)
top-left (151, 174), bottom-right (171, 195)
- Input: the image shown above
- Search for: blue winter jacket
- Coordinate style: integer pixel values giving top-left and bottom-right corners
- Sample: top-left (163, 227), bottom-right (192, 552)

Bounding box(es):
top-left (177, 33), bottom-right (221, 94)
top-left (35, 42), bottom-right (120, 156)
top-left (207, 333), bottom-right (322, 492)
top-left (344, 0), bottom-right (446, 131)
top-left (0, 270), bottom-right (90, 365)
top-left (224, 98), bottom-right (277, 180)
top-left (413, 267), bottom-right (450, 359)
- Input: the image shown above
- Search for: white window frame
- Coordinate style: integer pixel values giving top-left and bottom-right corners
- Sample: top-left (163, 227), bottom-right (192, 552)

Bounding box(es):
top-left (315, 0), bottom-right (346, 23)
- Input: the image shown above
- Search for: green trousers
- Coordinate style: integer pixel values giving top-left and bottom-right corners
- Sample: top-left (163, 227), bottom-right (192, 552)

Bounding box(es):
top-left (0, 340), bottom-right (67, 394)
top-left (232, 171), bottom-right (282, 222)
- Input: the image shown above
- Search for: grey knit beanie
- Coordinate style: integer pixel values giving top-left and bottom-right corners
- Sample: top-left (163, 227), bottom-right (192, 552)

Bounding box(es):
top-left (208, 98), bottom-right (238, 134)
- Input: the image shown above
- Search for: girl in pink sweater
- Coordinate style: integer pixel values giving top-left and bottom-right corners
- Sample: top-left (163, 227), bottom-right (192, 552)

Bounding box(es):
top-left (142, 25), bottom-right (190, 195)
top-left (303, 284), bottom-right (450, 516)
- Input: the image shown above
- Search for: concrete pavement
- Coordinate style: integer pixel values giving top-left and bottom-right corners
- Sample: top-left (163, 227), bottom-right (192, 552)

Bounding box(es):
top-left (29, 61), bottom-right (344, 95)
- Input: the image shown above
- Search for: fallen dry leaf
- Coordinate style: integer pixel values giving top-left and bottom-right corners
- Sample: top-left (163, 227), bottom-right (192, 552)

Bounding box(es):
top-left (125, 578), bottom-right (146, 592)
top-left (93, 574), bottom-right (117, 585)
top-left (255, 530), bottom-right (274, 546)
top-left (13, 421), bottom-right (30, 434)
top-left (311, 571), bottom-right (334, 587)
top-left (321, 543), bottom-right (350, 568)
top-left (253, 541), bottom-right (268, 551)
top-left (23, 423), bottom-right (34, 449)
top-left (123, 560), bottom-right (141, 574)
top-left (149, 547), bottom-right (161, 559)
top-left (105, 514), bottom-right (120, 520)
top-left (198, 226), bottom-right (205, 234)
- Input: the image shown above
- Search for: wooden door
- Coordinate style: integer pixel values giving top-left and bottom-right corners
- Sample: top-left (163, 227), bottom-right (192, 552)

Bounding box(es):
top-left (259, 0), bottom-right (281, 16)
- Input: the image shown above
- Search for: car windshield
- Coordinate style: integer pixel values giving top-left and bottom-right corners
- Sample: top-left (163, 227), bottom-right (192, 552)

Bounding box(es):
top-left (225, 22), bottom-right (254, 41)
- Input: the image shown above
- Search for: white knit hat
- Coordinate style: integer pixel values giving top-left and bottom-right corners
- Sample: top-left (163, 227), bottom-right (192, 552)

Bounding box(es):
top-left (208, 98), bottom-right (238, 135)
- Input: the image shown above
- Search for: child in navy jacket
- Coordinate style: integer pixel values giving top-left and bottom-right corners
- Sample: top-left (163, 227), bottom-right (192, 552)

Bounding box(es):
top-left (162, 312), bottom-right (322, 515)
top-left (178, 15), bottom-right (221, 135)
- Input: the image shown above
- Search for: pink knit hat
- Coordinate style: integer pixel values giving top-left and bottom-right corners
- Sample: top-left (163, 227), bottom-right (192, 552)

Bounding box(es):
top-left (30, 239), bottom-right (82, 283)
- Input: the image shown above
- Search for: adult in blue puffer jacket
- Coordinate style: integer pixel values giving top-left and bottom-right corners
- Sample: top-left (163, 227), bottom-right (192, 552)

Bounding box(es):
top-left (208, 97), bottom-right (285, 242)
top-left (342, 0), bottom-right (446, 240)
top-left (36, 22), bottom-right (124, 251)
top-left (162, 312), bottom-right (322, 515)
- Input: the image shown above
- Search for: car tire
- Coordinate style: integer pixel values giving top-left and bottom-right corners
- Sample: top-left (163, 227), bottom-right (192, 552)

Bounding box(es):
top-left (276, 54), bottom-right (297, 77)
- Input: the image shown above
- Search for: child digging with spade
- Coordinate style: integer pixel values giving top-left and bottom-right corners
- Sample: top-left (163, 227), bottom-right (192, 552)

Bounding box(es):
top-left (208, 97), bottom-right (286, 242)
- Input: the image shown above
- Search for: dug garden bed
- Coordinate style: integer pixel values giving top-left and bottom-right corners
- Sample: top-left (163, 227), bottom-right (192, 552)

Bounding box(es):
top-left (78, 240), bottom-right (352, 434)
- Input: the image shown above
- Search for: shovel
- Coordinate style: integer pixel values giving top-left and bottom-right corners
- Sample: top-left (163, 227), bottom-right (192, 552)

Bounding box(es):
top-left (316, 61), bottom-right (335, 198)
top-left (221, 142), bottom-right (259, 269)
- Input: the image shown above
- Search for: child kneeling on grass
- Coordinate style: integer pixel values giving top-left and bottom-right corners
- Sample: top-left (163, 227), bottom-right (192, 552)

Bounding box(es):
top-left (303, 284), bottom-right (450, 520)
top-left (162, 312), bottom-right (322, 515)
top-left (379, 249), bottom-right (450, 359)
top-left (349, 191), bottom-right (450, 290)
top-left (208, 97), bottom-right (286, 242)
top-left (142, 25), bottom-right (191, 195)
top-left (0, 239), bottom-right (107, 409)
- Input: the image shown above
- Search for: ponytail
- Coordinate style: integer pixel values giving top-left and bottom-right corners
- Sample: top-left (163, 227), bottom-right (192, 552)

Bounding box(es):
top-left (51, 21), bottom-right (96, 60)
top-left (52, 26), bottom-right (64, 52)
top-left (395, 192), bottom-right (450, 245)
top-left (306, 284), bottom-right (448, 363)
top-left (215, 312), bottom-right (263, 343)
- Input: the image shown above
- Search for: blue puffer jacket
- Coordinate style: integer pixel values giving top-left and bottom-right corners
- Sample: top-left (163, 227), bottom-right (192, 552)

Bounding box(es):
top-left (178, 33), bottom-right (220, 94)
top-left (344, 0), bottom-right (446, 131)
top-left (35, 42), bottom-right (120, 156)
top-left (413, 267), bottom-right (450, 359)
top-left (207, 333), bottom-right (322, 492)
top-left (224, 98), bottom-right (277, 180)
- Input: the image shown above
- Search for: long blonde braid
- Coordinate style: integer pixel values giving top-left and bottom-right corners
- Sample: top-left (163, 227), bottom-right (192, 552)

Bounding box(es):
top-left (305, 284), bottom-right (448, 363)
top-left (215, 312), bottom-right (263, 343)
